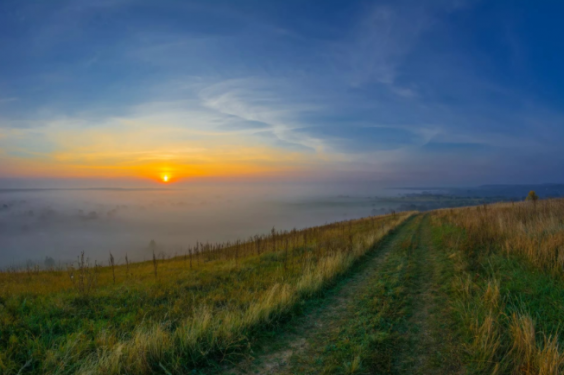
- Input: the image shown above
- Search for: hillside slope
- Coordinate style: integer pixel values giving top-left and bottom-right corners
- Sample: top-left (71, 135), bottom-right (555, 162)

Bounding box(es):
top-left (220, 199), bottom-right (564, 375)
top-left (1, 213), bottom-right (413, 374)
top-left (3, 199), bottom-right (564, 374)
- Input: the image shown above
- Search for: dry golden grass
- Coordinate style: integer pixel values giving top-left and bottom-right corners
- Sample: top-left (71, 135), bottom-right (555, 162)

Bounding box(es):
top-left (431, 198), bottom-right (564, 374)
top-left (510, 313), bottom-right (564, 375)
top-left (433, 199), bottom-right (564, 274)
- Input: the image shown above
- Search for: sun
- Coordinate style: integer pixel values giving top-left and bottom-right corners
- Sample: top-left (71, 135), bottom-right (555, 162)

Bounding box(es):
top-left (163, 175), bottom-right (169, 182)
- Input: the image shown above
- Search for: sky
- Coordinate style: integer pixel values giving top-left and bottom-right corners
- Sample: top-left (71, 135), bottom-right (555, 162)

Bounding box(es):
top-left (1, 0), bottom-right (564, 187)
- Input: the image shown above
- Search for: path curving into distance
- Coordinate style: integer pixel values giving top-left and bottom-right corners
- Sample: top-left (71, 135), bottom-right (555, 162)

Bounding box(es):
top-left (218, 214), bottom-right (463, 375)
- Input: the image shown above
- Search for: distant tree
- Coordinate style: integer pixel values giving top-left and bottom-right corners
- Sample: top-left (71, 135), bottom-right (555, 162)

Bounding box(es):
top-left (525, 190), bottom-right (539, 202)
top-left (525, 190), bottom-right (539, 204)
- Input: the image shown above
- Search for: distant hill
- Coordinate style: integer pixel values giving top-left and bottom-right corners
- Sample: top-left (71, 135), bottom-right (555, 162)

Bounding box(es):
top-left (402, 184), bottom-right (564, 199)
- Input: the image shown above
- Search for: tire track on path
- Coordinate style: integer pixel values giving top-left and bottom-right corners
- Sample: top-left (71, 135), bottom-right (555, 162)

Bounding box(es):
top-left (395, 215), bottom-right (463, 375)
top-left (219, 216), bottom-right (420, 375)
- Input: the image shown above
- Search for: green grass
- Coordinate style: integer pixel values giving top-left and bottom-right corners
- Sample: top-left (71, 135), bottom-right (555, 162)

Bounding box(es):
top-left (5, 198), bottom-right (564, 375)
top-left (0, 213), bottom-right (413, 374)
top-left (430, 215), bottom-right (564, 374)
top-left (284, 216), bottom-right (423, 375)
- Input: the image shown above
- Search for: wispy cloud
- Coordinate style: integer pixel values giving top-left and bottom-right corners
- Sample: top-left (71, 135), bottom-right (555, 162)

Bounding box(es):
top-left (339, 5), bottom-right (430, 87)
top-left (1, 0), bottom-right (564, 184)
top-left (199, 78), bottom-right (326, 152)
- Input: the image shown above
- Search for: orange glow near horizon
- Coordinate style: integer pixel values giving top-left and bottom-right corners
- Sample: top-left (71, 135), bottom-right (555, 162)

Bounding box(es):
top-left (0, 101), bottom-right (343, 183)
top-left (0, 123), bottom-right (325, 181)
top-left (0, 156), bottom-right (317, 182)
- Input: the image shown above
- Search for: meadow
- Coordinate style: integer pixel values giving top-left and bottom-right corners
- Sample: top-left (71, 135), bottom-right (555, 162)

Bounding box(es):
top-left (4, 197), bottom-right (564, 375)
top-left (0, 212), bottom-right (412, 374)
top-left (430, 198), bottom-right (564, 374)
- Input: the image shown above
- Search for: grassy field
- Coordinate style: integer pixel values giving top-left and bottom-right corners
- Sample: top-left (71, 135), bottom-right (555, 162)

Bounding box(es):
top-left (430, 199), bottom-right (564, 374)
top-left (0, 212), bottom-right (413, 374)
top-left (4, 197), bottom-right (564, 375)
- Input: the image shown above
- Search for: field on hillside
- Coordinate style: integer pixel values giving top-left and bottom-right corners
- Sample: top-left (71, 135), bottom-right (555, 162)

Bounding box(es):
top-left (4, 198), bottom-right (564, 375)
top-left (430, 198), bottom-right (564, 374)
top-left (0, 212), bottom-right (413, 374)
top-left (225, 198), bottom-right (564, 375)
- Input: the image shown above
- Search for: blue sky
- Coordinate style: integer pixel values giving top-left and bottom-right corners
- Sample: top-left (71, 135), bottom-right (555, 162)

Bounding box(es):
top-left (1, 0), bottom-right (563, 186)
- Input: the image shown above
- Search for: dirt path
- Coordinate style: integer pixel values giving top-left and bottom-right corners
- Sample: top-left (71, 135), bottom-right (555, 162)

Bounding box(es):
top-left (394, 215), bottom-right (440, 373)
top-left (395, 216), bottom-right (463, 375)
top-left (411, 226), bottom-right (440, 373)
top-left (219, 216), bottom-right (419, 375)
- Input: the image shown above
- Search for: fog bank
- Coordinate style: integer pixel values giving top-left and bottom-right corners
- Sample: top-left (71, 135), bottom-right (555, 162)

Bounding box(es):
top-left (0, 182), bottom-right (412, 268)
